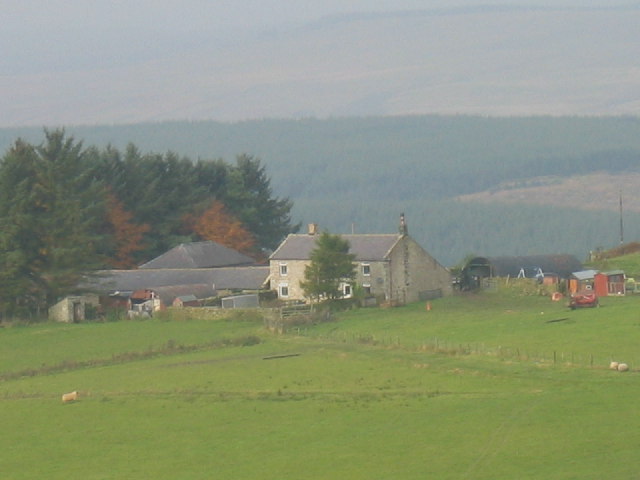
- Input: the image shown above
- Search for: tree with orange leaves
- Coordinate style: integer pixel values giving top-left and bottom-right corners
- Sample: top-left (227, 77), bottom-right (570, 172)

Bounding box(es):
top-left (190, 200), bottom-right (257, 257)
top-left (105, 192), bottom-right (150, 268)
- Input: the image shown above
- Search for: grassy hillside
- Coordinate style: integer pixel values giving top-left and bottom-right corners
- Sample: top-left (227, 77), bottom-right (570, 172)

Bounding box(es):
top-left (2, 115), bottom-right (640, 264)
top-left (3, 293), bottom-right (640, 479)
top-left (585, 243), bottom-right (640, 277)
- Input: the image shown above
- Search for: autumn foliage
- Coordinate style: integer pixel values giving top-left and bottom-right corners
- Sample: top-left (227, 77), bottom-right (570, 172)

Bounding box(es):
top-left (105, 192), bottom-right (150, 268)
top-left (189, 200), bottom-right (257, 256)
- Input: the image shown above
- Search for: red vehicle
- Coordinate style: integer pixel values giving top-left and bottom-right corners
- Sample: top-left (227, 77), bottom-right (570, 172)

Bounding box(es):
top-left (569, 290), bottom-right (599, 309)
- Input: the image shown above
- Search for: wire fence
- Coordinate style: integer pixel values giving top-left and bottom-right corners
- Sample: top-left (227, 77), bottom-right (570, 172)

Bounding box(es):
top-left (277, 326), bottom-right (635, 370)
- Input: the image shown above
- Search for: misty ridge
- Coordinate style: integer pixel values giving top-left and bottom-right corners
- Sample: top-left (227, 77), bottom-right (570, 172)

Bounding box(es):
top-left (2, 4), bottom-right (639, 126)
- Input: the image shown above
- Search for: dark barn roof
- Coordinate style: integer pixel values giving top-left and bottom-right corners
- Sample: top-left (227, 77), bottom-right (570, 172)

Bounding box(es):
top-left (139, 241), bottom-right (255, 269)
top-left (465, 254), bottom-right (583, 279)
top-left (270, 234), bottom-right (401, 261)
top-left (86, 267), bottom-right (269, 294)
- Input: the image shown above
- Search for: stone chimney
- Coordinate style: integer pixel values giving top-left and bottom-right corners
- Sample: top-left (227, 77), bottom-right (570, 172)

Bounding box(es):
top-left (308, 223), bottom-right (318, 235)
top-left (399, 213), bottom-right (408, 236)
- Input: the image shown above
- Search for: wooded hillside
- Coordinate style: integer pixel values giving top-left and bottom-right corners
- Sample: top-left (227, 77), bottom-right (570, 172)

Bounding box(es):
top-left (2, 115), bottom-right (640, 266)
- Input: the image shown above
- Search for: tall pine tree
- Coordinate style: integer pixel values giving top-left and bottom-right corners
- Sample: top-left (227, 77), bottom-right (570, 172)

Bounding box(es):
top-left (0, 130), bottom-right (107, 314)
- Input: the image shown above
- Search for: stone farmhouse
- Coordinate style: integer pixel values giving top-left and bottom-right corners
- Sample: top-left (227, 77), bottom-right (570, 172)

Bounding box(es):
top-left (269, 216), bottom-right (452, 305)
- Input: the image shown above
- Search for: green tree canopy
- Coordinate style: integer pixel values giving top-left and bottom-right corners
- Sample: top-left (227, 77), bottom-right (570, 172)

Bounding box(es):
top-left (223, 154), bottom-right (300, 251)
top-left (0, 130), bottom-right (298, 315)
top-left (0, 130), bottom-right (107, 314)
top-left (300, 232), bottom-right (356, 301)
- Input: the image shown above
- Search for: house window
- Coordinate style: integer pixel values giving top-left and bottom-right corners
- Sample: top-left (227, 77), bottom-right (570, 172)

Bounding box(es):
top-left (362, 264), bottom-right (371, 276)
top-left (279, 283), bottom-right (289, 298)
top-left (363, 284), bottom-right (371, 295)
top-left (343, 284), bottom-right (352, 298)
top-left (279, 263), bottom-right (288, 276)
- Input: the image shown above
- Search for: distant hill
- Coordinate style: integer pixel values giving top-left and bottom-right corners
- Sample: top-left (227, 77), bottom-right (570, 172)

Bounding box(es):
top-left (2, 5), bottom-right (640, 126)
top-left (2, 115), bottom-right (640, 265)
top-left (455, 173), bottom-right (640, 213)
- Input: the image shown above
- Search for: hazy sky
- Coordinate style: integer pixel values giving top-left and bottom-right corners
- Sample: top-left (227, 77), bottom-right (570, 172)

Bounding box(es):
top-left (5, 1), bottom-right (631, 32)
top-left (2, 1), bottom-right (638, 126)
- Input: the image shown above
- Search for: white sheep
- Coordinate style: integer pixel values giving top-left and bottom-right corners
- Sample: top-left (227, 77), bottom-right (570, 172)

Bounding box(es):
top-left (61, 391), bottom-right (78, 403)
top-left (610, 361), bottom-right (619, 370)
top-left (617, 363), bottom-right (629, 372)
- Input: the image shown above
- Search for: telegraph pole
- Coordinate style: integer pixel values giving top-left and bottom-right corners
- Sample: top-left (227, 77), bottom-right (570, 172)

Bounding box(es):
top-left (619, 190), bottom-right (624, 245)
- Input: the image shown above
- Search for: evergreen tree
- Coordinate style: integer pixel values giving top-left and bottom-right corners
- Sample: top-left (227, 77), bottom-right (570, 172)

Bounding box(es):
top-left (300, 232), bottom-right (356, 301)
top-left (224, 154), bottom-right (299, 251)
top-left (0, 130), bottom-right (107, 314)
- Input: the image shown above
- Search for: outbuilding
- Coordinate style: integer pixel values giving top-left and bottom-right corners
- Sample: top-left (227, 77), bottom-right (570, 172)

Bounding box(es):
top-left (49, 294), bottom-right (100, 323)
top-left (460, 254), bottom-right (582, 290)
top-left (594, 270), bottom-right (626, 296)
top-left (568, 270), bottom-right (598, 294)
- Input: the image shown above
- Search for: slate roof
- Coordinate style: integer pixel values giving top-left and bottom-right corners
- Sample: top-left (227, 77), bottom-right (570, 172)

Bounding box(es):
top-left (139, 241), bottom-right (255, 269)
top-left (270, 234), bottom-right (402, 261)
top-left (86, 267), bottom-right (269, 293)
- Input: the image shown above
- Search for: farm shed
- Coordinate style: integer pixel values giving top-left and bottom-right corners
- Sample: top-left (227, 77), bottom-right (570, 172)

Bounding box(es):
top-left (49, 294), bottom-right (100, 323)
top-left (82, 266), bottom-right (269, 314)
top-left (594, 270), bottom-right (626, 296)
top-left (128, 289), bottom-right (162, 315)
top-left (173, 295), bottom-right (200, 307)
top-left (86, 266), bottom-right (269, 295)
top-left (221, 294), bottom-right (259, 309)
top-left (568, 269), bottom-right (598, 294)
top-left (460, 254), bottom-right (582, 290)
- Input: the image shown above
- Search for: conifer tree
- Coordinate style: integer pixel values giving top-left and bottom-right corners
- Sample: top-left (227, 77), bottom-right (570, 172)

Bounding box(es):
top-left (0, 130), bottom-right (106, 314)
top-left (224, 154), bottom-right (299, 251)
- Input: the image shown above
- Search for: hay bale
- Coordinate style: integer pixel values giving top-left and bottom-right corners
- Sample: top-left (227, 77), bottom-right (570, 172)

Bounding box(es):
top-left (610, 361), bottom-right (619, 370)
top-left (617, 363), bottom-right (629, 372)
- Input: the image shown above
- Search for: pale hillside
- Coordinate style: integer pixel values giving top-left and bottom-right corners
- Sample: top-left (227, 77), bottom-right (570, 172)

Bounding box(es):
top-left (455, 173), bottom-right (640, 213)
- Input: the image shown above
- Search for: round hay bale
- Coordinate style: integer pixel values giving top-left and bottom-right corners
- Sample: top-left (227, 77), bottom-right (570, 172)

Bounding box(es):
top-left (610, 361), bottom-right (619, 370)
top-left (617, 363), bottom-right (629, 372)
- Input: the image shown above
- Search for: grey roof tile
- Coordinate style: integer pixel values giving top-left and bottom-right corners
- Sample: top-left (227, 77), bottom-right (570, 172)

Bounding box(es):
top-left (270, 234), bottom-right (401, 261)
top-left (139, 241), bottom-right (255, 269)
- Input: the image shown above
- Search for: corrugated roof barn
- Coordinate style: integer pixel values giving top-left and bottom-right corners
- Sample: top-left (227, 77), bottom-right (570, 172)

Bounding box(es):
top-left (86, 266), bottom-right (269, 294)
top-left (464, 254), bottom-right (583, 280)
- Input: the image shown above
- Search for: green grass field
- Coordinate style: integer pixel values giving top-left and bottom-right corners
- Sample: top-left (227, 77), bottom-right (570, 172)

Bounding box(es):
top-left (2, 292), bottom-right (640, 479)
